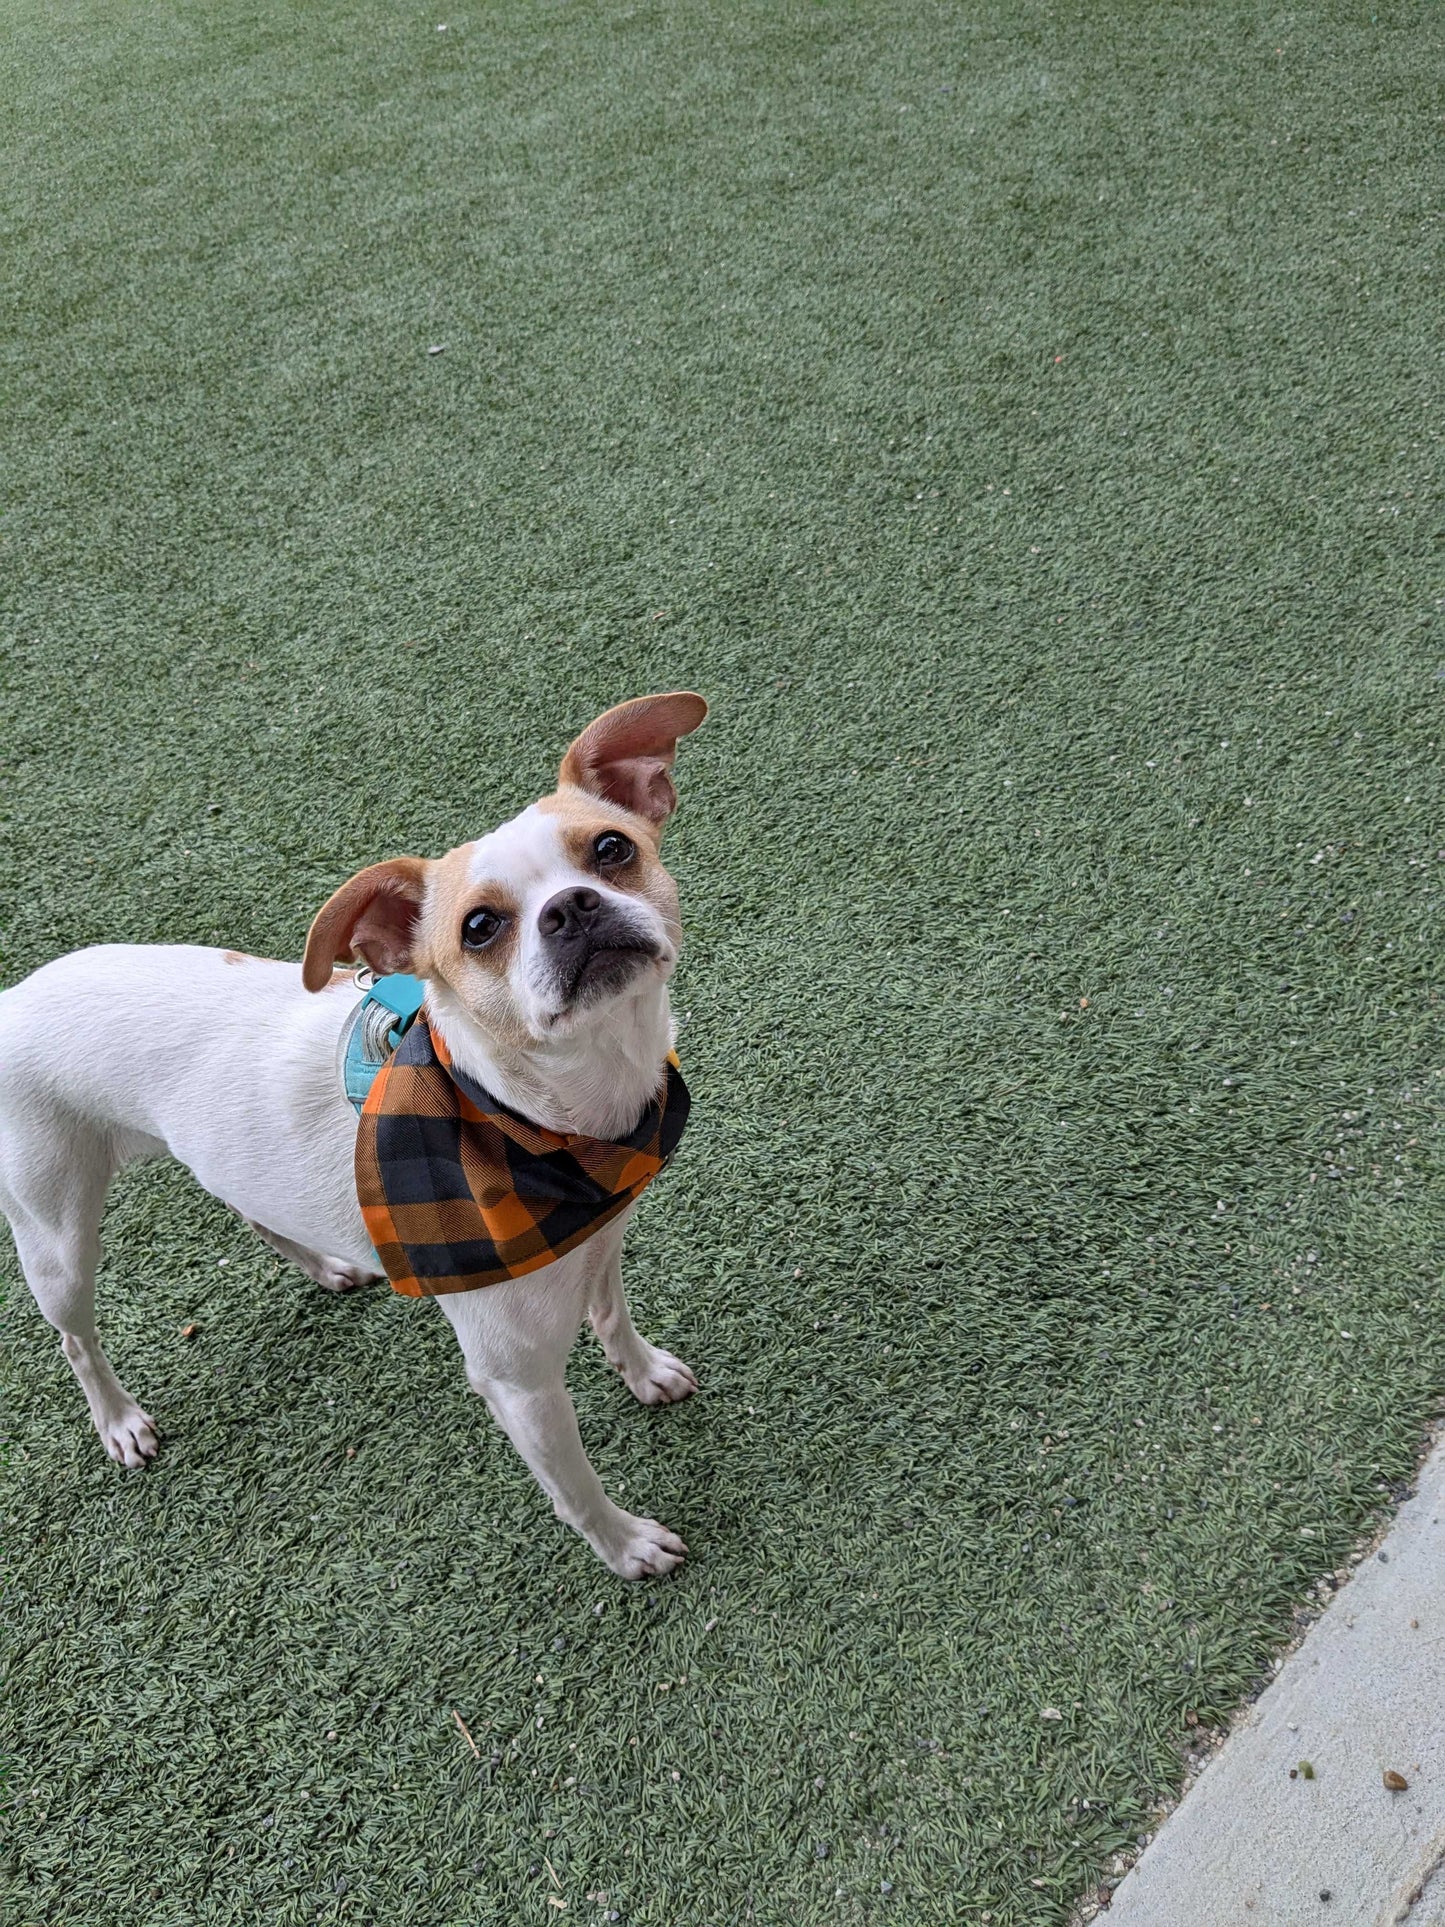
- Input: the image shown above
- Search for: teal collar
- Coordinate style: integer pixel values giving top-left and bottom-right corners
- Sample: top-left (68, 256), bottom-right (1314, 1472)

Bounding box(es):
top-left (339, 973), bottom-right (426, 1115)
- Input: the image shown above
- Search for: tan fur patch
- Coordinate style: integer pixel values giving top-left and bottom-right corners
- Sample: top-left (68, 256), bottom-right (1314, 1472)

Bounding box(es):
top-left (439, 857), bottom-right (523, 982)
top-left (539, 795), bottom-right (680, 944)
top-left (418, 840), bottom-right (532, 1047)
top-left (537, 787), bottom-right (659, 848)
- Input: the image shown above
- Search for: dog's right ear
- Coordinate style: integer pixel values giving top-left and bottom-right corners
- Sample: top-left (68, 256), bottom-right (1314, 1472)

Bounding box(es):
top-left (301, 858), bottom-right (430, 991)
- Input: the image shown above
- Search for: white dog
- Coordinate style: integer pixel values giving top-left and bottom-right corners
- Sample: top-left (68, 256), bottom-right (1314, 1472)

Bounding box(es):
top-left (0, 692), bottom-right (707, 1579)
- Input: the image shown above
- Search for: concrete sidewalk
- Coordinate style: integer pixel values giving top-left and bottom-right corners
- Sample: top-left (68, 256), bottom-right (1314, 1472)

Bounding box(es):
top-left (1104, 1441), bottom-right (1445, 1926)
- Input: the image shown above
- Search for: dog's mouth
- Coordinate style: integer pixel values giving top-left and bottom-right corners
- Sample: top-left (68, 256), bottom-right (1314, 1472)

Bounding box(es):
top-left (558, 938), bottom-right (661, 1011)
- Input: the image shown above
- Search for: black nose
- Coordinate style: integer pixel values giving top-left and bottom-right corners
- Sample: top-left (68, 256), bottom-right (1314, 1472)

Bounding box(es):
top-left (537, 885), bottom-right (602, 939)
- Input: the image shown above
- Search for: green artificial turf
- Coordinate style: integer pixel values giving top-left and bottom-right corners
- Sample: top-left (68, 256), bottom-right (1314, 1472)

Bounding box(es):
top-left (1, 0), bottom-right (1441, 1921)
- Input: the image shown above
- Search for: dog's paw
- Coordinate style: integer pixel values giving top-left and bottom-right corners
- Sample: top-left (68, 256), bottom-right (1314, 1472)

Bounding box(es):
top-left (595, 1512), bottom-right (688, 1580)
top-left (244, 1220), bottom-right (382, 1295)
top-left (315, 1260), bottom-right (382, 1294)
top-left (619, 1344), bottom-right (699, 1406)
top-left (99, 1405), bottom-right (159, 1470)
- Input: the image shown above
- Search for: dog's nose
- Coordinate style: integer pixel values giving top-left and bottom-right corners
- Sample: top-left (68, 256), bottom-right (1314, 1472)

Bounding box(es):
top-left (537, 885), bottom-right (602, 939)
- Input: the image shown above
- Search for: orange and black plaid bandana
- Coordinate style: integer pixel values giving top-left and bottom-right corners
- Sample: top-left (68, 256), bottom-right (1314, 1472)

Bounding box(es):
top-left (355, 1013), bottom-right (689, 1297)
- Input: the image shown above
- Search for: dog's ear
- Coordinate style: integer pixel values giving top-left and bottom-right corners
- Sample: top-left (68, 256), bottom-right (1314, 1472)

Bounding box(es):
top-left (558, 692), bottom-right (708, 828)
top-left (301, 858), bottom-right (430, 991)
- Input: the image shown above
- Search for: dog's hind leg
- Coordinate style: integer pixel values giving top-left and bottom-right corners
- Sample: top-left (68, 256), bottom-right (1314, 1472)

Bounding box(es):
top-left (243, 1218), bottom-right (381, 1294)
top-left (0, 1115), bottom-right (158, 1468)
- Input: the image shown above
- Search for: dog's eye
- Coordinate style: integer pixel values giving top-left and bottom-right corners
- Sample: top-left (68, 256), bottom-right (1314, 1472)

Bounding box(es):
top-left (461, 907), bottom-right (505, 950)
top-left (594, 832), bottom-right (635, 868)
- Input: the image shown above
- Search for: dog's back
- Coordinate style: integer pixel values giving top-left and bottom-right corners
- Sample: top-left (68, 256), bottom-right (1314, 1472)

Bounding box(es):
top-left (0, 942), bottom-right (353, 1145)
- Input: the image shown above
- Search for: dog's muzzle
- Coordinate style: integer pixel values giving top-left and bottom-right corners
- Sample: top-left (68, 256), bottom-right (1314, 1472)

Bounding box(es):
top-left (537, 886), bottom-right (660, 1009)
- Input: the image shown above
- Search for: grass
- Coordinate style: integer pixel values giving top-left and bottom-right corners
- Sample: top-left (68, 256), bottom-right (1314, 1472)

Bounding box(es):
top-left (1, 0), bottom-right (1441, 1920)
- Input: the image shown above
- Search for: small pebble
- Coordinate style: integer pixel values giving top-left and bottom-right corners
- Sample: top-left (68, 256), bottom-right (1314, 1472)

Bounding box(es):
top-left (1378, 1551), bottom-right (1389, 1563)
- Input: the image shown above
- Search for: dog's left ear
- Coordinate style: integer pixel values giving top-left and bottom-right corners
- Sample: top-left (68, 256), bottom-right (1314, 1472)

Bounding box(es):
top-left (301, 857), bottom-right (430, 991)
top-left (559, 691), bottom-right (708, 828)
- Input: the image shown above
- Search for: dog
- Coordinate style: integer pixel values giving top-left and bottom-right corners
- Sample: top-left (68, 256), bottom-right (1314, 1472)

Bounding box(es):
top-left (0, 692), bottom-right (707, 1579)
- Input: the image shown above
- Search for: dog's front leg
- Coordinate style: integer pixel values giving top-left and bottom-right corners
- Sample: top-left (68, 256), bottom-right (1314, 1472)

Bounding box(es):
top-left (587, 1249), bottom-right (698, 1406)
top-left (436, 1267), bottom-right (687, 1580)
top-left (480, 1377), bottom-right (686, 1579)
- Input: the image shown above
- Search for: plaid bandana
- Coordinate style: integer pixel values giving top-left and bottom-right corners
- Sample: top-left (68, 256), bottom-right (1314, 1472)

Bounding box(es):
top-left (355, 1011), bottom-right (689, 1297)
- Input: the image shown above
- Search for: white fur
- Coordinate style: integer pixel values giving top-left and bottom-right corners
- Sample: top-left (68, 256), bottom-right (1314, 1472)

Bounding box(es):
top-left (0, 804), bottom-right (696, 1580)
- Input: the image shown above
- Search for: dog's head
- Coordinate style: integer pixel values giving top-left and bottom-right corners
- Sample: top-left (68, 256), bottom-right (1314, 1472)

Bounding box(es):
top-left (301, 692), bottom-right (706, 1046)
